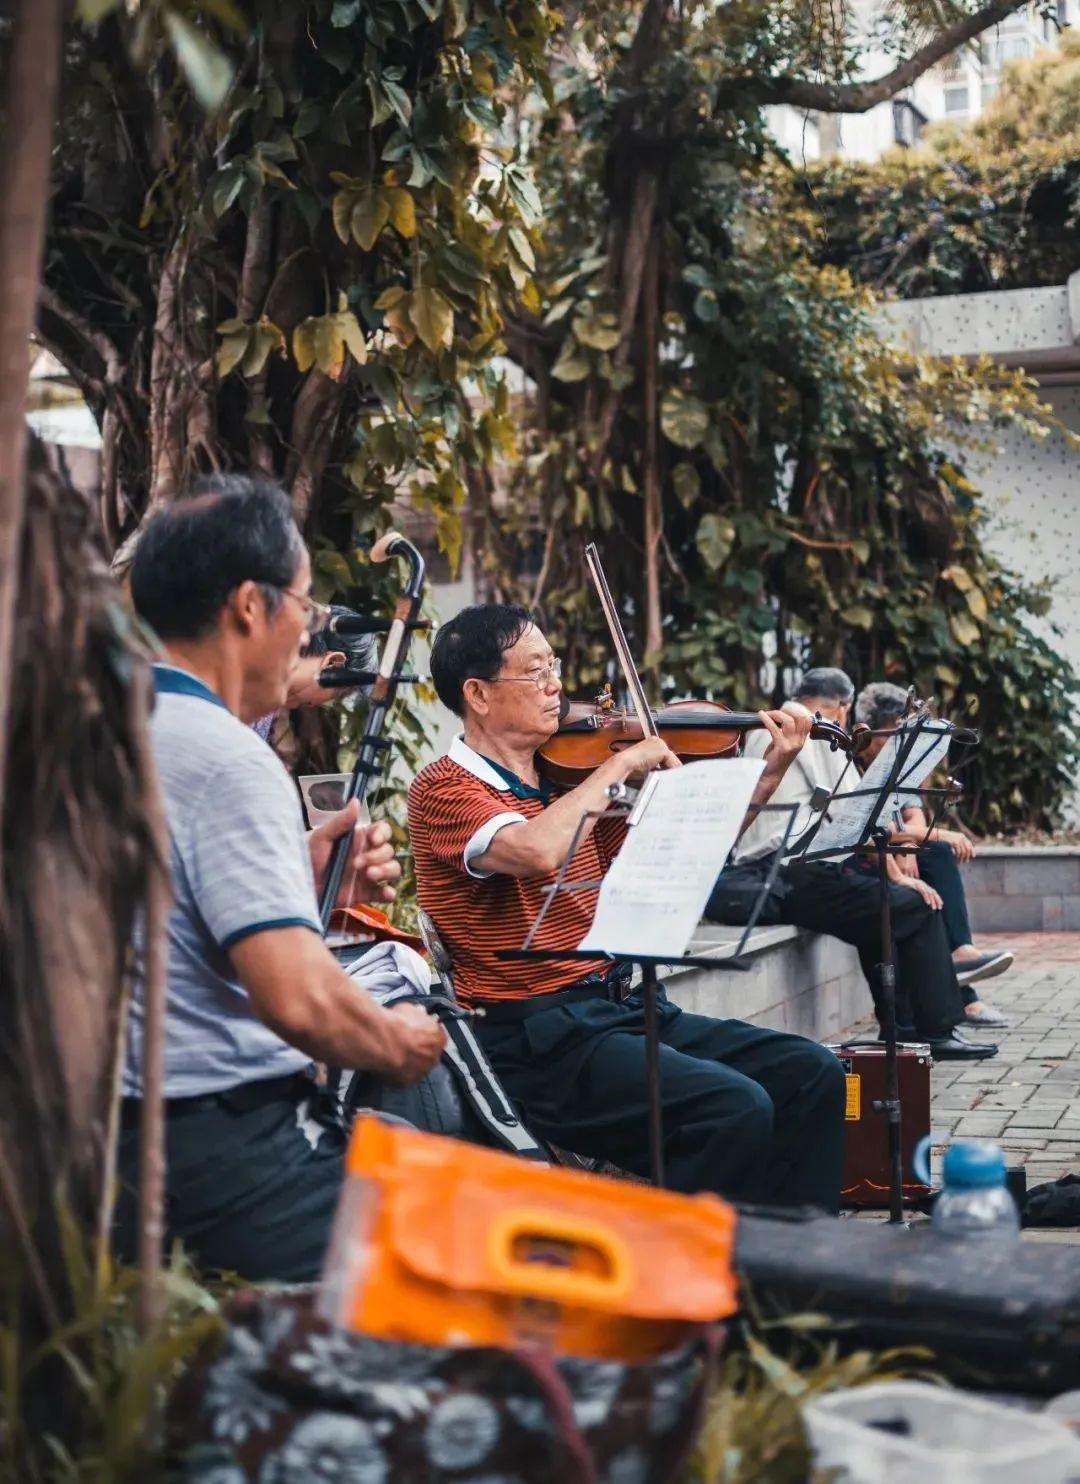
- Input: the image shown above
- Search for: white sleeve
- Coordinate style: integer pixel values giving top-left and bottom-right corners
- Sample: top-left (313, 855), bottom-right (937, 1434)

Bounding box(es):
top-left (462, 811), bottom-right (528, 879)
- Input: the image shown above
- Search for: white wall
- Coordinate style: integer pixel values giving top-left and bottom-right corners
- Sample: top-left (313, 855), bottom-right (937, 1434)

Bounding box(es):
top-left (963, 385), bottom-right (1080, 686)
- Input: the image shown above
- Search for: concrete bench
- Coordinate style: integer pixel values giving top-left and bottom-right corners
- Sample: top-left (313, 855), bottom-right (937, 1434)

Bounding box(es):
top-left (660, 924), bottom-right (865, 1042)
top-left (963, 846), bottom-right (1080, 933)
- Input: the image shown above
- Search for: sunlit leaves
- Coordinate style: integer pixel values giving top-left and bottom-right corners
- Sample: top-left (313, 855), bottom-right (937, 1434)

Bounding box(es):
top-left (293, 297), bottom-right (368, 380)
top-left (330, 175), bottom-right (418, 249)
top-left (164, 11), bottom-right (234, 111)
top-left (695, 513), bottom-right (736, 570)
top-left (216, 317), bottom-right (285, 378)
top-left (661, 389), bottom-right (710, 449)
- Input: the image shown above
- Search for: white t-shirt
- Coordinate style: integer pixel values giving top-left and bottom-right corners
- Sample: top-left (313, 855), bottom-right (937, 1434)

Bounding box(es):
top-left (732, 731), bottom-right (852, 864)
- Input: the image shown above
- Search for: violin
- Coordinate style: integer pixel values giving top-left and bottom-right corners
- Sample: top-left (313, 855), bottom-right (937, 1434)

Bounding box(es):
top-left (538, 692), bottom-right (870, 791)
top-left (538, 541), bottom-right (869, 793)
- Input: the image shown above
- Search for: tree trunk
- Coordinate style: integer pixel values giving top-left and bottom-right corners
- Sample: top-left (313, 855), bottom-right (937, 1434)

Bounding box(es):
top-left (0, 0), bottom-right (64, 822)
top-left (641, 233), bottom-right (663, 673)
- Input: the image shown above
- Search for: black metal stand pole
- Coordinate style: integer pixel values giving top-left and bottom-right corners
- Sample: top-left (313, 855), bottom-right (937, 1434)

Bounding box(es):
top-left (641, 960), bottom-right (665, 1187)
top-left (873, 827), bottom-right (906, 1225)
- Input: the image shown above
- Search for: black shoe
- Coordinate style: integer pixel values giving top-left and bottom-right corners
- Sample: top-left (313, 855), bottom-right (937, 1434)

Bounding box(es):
top-left (927, 1031), bottom-right (999, 1061)
top-left (956, 950), bottom-right (1015, 988)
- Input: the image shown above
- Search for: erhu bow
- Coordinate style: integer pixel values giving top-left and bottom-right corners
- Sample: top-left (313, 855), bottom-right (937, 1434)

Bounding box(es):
top-left (318, 530), bottom-right (426, 933)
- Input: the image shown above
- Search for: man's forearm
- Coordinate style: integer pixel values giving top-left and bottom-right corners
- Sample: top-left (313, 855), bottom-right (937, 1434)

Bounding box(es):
top-left (231, 930), bottom-right (405, 1075)
top-left (475, 753), bottom-right (633, 877)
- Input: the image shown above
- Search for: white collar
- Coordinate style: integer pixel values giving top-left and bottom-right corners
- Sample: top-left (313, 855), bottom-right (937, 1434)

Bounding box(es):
top-left (447, 734), bottom-right (514, 791)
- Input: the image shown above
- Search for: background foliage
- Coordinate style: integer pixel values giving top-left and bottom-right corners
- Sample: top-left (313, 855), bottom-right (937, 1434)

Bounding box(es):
top-left (33, 0), bottom-right (1080, 836)
top-left (480, 4), bottom-right (1079, 833)
top-left (809, 34), bottom-right (1080, 297)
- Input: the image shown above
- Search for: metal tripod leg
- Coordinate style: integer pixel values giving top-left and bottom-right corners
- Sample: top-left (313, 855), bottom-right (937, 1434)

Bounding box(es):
top-left (874, 828), bottom-right (906, 1224)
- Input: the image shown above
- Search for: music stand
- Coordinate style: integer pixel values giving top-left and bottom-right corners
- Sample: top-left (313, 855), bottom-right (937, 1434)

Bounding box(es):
top-left (497, 792), bottom-right (804, 1187)
top-left (784, 712), bottom-right (981, 1223)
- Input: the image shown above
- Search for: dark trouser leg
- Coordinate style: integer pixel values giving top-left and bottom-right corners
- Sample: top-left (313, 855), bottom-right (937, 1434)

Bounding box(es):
top-left (659, 1008), bottom-right (846, 1211)
top-left (708, 860), bottom-right (964, 1039)
top-left (903, 841), bottom-right (973, 951)
top-left (113, 1084), bottom-right (346, 1282)
top-left (478, 994), bottom-right (845, 1211)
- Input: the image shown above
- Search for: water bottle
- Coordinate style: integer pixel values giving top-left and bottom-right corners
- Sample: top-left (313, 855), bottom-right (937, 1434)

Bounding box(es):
top-left (913, 1137), bottom-right (1021, 1242)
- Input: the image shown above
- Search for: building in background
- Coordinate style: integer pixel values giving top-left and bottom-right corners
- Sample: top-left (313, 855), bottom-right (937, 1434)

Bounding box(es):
top-left (769, 1), bottom-right (1080, 165)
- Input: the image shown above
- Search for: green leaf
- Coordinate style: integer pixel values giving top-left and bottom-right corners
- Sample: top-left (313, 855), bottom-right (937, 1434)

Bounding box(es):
top-left (408, 287), bottom-right (454, 353)
top-left (846, 606), bottom-right (874, 629)
top-left (382, 77), bottom-right (413, 127)
top-left (695, 513), bottom-right (735, 570)
top-left (386, 188), bottom-right (416, 238)
top-left (551, 339), bottom-right (591, 383)
top-left (77, 0), bottom-right (123, 22)
top-left (950, 611), bottom-right (981, 647)
top-left (351, 190), bottom-right (392, 251)
top-left (965, 586), bottom-right (989, 622)
top-left (573, 313), bottom-right (620, 351)
top-left (208, 165), bottom-right (244, 217)
top-left (331, 0), bottom-right (361, 24)
top-left (240, 320), bottom-right (285, 377)
top-left (693, 289), bottom-right (719, 323)
top-left (164, 12), bottom-right (234, 111)
top-left (508, 227), bottom-right (536, 272)
top-left (217, 328), bottom-right (249, 378)
top-left (941, 563), bottom-right (973, 592)
top-left (332, 189), bottom-right (355, 245)
top-left (661, 389), bottom-right (709, 449)
top-left (373, 285), bottom-right (408, 311)
top-left (672, 463), bottom-right (701, 508)
top-left (505, 165), bottom-right (542, 226)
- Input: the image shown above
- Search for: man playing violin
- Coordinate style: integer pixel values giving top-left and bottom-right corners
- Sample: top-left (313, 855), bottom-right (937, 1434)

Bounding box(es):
top-left (408, 604), bottom-right (847, 1210)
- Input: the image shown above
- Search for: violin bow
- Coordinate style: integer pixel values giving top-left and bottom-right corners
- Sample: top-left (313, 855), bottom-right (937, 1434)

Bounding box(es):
top-left (583, 542), bottom-right (658, 740)
top-left (318, 530), bottom-right (426, 933)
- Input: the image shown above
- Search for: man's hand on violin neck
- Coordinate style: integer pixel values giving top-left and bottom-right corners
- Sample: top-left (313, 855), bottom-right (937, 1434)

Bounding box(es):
top-left (758, 704), bottom-right (812, 774)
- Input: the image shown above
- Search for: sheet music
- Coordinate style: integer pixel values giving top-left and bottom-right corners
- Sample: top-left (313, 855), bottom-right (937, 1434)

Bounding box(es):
top-left (578, 759), bottom-right (764, 958)
top-left (805, 718), bottom-right (952, 857)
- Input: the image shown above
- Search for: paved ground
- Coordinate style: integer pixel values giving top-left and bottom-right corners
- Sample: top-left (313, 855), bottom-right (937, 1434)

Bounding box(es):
top-left (844, 932), bottom-right (1079, 1237)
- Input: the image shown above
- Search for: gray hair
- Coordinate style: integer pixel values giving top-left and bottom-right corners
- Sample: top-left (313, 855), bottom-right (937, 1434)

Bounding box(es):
top-left (855, 681), bottom-right (910, 731)
top-left (793, 667), bottom-right (855, 705)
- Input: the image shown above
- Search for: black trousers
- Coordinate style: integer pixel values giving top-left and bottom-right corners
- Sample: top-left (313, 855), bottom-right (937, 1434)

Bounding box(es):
top-left (114, 1073), bottom-right (346, 1283)
top-left (706, 858), bottom-right (965, 1040)
top-left (477, 986), bottom-right (846, 1212)
top-left (852, 839), bottom-right (979, 1006)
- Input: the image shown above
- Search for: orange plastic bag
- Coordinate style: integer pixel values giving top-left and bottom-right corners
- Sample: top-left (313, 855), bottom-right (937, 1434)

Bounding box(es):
top-left (320, 1116), bottom-right (738, 1362)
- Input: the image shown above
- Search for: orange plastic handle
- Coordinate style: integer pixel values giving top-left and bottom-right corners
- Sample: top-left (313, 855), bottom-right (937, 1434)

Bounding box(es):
top-left (486, 1208), bottom-right (633, 1305)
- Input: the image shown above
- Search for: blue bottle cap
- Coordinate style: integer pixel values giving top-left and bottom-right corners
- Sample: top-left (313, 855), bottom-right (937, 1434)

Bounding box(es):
top-left (942, 1139), bottom-right (1006, 1191)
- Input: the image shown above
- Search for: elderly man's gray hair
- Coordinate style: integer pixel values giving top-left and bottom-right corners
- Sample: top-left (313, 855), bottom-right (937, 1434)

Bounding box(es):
top-left (855, 681), bottom-right (910, 731)
top-left (793, 667), bottom-right (855, 705)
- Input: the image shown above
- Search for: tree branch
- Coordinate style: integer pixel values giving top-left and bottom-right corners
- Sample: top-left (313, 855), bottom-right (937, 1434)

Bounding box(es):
top-left (715, 0), bottom-right (1029, 114)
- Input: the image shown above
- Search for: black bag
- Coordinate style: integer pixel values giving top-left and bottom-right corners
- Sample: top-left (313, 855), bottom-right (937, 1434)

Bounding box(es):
top-left (734, 1206), bottom-right (1080, 1395)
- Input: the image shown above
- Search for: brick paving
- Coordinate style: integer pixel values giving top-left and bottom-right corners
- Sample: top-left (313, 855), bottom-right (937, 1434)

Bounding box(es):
top-left (844, 932), bottom-right (1080, 1236)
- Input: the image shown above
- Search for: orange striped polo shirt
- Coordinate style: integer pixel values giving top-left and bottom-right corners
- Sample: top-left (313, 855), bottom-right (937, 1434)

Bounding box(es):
top-left (407, 736), bottom-right (626, 1005)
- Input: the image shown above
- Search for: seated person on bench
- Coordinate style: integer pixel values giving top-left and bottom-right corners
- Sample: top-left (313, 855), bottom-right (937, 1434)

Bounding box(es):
top-left (705, 668), bottom-right (998, 1061)
top-left (854, 681), bottom-right (1012, 1029)
top-left (116, 476), bottom-right (445, 1282)
top-left (407, 604), bottom-right (847, 1212)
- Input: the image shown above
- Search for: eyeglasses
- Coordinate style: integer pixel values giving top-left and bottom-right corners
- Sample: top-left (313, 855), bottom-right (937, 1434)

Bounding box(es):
top-left (491, 657), bottom-right (563, 691)
top-left (278, 587), bottom-right (332, 635)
